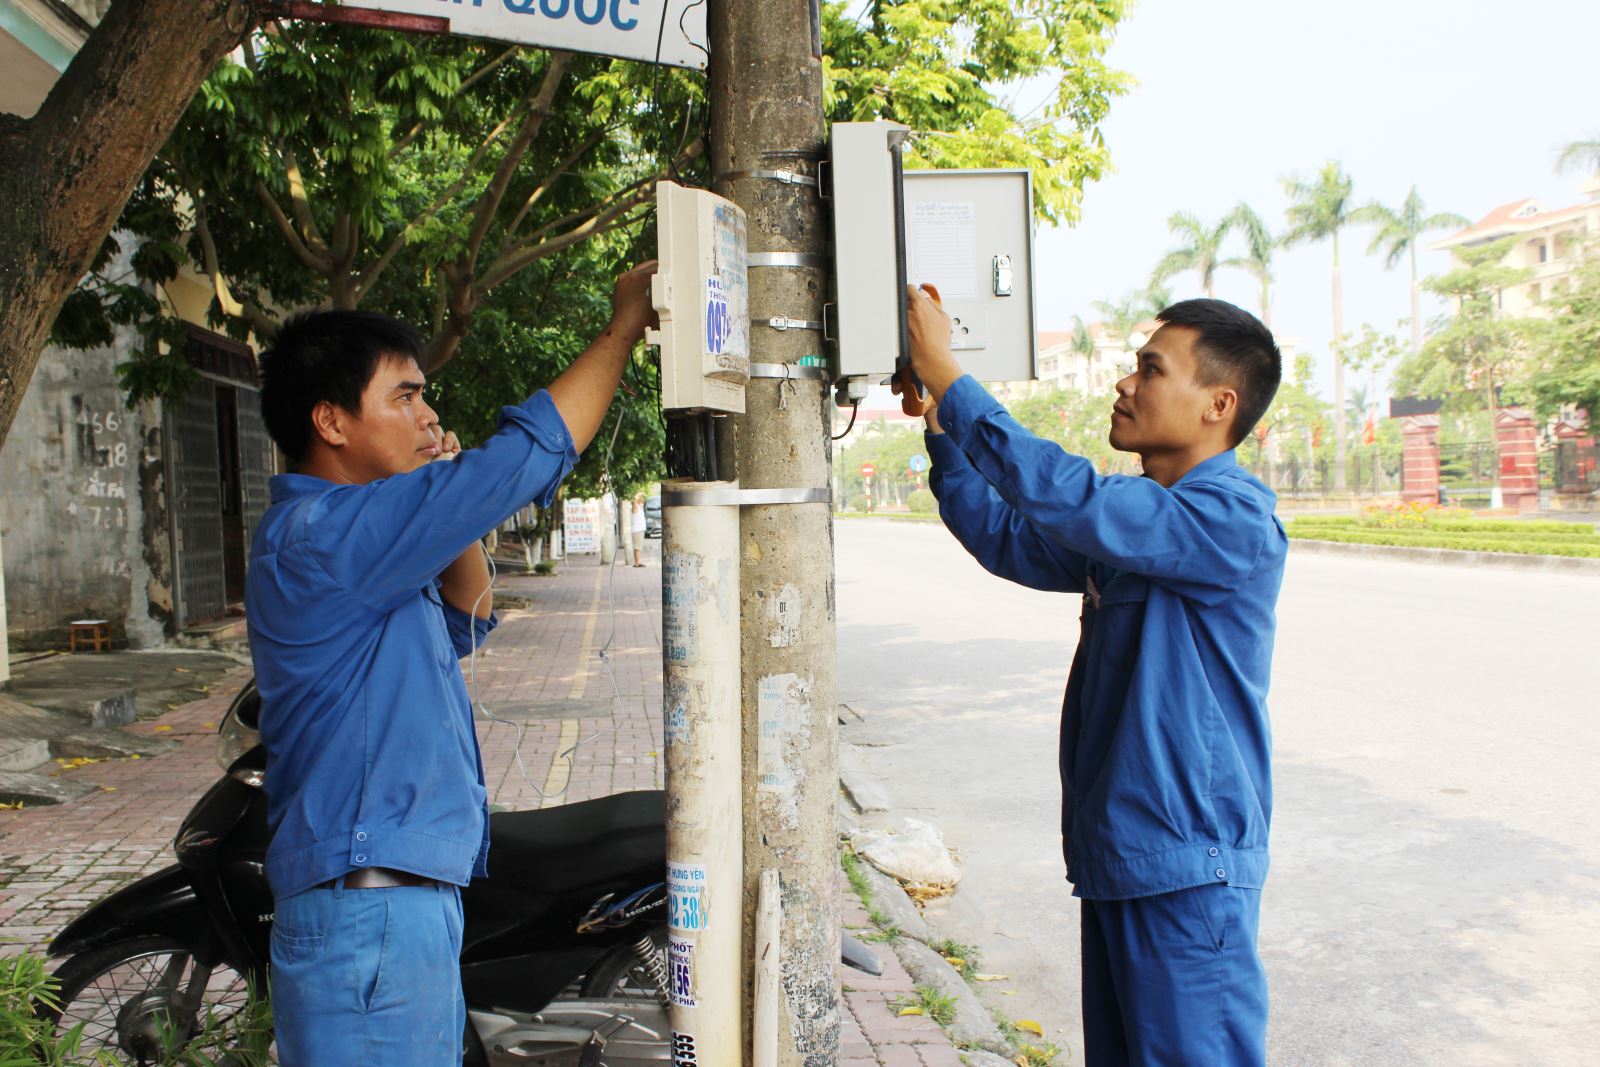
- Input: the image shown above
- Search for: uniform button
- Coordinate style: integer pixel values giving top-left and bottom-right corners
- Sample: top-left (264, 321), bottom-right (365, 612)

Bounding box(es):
top-left (1215, 868), bottom-right (1227, 879)
top-left (355, 854), bottom-right (367, 864)
top-left (1208, 847), bottom-right (1220, 857)
top-left (356, 832), bottom-right (368, 842)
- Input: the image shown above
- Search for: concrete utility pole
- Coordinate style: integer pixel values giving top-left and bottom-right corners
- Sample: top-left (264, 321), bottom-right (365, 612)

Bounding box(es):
top-left (707, 0), bottom-right (839, 1062)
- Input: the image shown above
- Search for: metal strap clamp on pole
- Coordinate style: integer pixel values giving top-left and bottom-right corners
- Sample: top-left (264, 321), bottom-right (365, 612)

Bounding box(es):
top-left (717, 168), bottom-right (821, 190)
top-left (661, 486), bottom-right (831, 508)
top-left (747, 363), bottom-right (830, 381)
top-left (747, 252), bottom-right (828, 271)
top-left (758, 317), bottom-right (826, 333)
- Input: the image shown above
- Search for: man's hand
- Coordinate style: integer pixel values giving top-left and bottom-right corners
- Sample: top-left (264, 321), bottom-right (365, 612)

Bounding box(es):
top-left (609, 260), bottom-right (659, 344)
top-left (906, 284), bottom-right (964, 401)
top-left (550, 260), bottom-right (659, 453)
top-left (430, 428), bottom-right (463, 460)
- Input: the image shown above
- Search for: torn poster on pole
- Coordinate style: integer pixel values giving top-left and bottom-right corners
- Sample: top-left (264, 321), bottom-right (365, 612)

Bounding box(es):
top-left (324, 0), bottom-right (710, 69)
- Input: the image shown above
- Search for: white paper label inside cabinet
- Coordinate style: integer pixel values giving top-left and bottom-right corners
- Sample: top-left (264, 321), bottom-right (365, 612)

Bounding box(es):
top-left (649, 181), bottom-right (750, 414)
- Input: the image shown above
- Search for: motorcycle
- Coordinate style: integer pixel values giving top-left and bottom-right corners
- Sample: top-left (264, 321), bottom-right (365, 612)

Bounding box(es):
top-left (41, 681), bottom-right (857, 1066)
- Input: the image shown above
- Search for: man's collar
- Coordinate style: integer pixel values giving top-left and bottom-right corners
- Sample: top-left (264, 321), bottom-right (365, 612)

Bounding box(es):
top-left (1172, 448), bottom-right (1239, 488)
top-left (269, 472), bottom-right (338, 504)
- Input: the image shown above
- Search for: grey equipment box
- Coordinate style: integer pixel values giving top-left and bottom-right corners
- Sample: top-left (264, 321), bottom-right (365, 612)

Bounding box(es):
top-left (827, 120), bottom-right (1037, 386)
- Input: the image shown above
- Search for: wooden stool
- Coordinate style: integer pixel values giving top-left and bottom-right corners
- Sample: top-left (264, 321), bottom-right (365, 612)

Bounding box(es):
top-left (69, 619), bottom-right (111, 652)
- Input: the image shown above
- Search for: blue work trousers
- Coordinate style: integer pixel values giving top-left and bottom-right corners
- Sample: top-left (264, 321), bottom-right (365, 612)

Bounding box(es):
top-left (1080, 885), bottom-right (1267, 1066)
top-left (270, 879), bottom-right (465, 1066)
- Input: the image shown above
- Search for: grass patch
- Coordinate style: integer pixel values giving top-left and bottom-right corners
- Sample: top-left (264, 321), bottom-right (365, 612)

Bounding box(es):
top-left (1285, 503), bottom-right (1600, 558)
top-left (840, 848), bottom-right (900, 943)
top-left (930, 937), bottom-right (981, 978)
top-left (531, 559), bottom-right (559, 575)
top-left (894, 986), bottom-right (958, 1027)
top-left (995, 1011), bottom-right (1065, 1065)
top-left (1287, 525), bottom-right (1600, 558)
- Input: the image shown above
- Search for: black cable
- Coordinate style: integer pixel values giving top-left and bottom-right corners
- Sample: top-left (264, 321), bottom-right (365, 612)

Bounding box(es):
top-left (832, 402), bottom-right (860, 440)
top-left (702, 413), bottom-right (719, 482)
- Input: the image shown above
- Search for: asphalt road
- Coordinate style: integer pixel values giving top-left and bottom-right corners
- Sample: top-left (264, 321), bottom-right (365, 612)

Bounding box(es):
top-left (835, 519), bottom-right (1600, 1066)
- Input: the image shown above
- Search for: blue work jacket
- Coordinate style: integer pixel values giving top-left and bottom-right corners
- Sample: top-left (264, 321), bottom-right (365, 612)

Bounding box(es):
top-left (927, 375), bottom-right (1287, 900)
top-left (246, 391), bottom-right (576, 899)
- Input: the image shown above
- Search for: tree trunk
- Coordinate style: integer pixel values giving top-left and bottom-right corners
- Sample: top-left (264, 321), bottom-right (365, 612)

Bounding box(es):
top-left (1331, 247), bottom-right (1348, 490)
top-left (0, 0), bottom-right (256, 448)
top-left (1408, 245), bottom-right (1424, 355)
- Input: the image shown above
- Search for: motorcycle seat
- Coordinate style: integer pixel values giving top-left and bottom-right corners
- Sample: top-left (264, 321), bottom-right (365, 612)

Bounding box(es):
top-left (483, 790), bottom-right (665, 896)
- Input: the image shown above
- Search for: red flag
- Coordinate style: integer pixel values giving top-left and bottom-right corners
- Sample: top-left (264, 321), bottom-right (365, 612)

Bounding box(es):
top-left (1362, 413), bottom-right (1376, 446)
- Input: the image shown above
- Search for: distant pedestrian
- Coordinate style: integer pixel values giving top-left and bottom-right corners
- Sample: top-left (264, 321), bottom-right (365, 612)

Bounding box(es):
top-left (903, 289), bottom-right (1285, 1065)
top-left (631, 492), bottom-right (648, 566)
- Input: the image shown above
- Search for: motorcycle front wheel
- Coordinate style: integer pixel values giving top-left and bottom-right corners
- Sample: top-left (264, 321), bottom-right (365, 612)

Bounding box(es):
top-left (43, 935), bottom-right (264, 1065)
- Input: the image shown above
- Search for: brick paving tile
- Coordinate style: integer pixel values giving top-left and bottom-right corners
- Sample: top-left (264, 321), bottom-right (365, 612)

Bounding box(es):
top-left (0, 551), bottom-right (979, 1064)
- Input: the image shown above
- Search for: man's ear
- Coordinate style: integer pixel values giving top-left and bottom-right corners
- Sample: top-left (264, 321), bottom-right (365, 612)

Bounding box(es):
top-left (1204, 386), bottom-right (1239, 430)
top-left (309, 400), bottom-right (349, 450)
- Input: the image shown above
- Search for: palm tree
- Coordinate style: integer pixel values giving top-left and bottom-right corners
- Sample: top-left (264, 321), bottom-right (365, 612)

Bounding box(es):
top-left (1222, 201), bottom-right (1274, 328)
top-left (1282, 161), bottom-right (1356, 490)
top-left (1351, 187), bottom-right (1469, 356)
top-left (1151, 211), bottom-right (1231, 297)
top-left (1093, 280), bottom-right (1170, 350)
top-left (1555, 136), bottom-right (1600, 175)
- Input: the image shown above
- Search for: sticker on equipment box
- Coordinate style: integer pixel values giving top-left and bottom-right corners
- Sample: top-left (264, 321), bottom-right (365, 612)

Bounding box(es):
top-left (668, 936), bottom-right (698, 1009)
top-left (668, 862), bottom-right (708, 932)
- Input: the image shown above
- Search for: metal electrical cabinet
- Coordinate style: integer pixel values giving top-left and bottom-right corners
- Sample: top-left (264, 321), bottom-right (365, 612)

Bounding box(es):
top-left (827, 121), bottom-right (1038, 389)
top-left (901, 168), bottom-right (1037, 382)
top-left (649, 180), bottom-right (751, 414)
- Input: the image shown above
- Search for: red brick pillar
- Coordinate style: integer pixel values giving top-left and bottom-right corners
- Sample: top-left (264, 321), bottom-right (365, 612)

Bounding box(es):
top-left (1495, 406), bottom-right (1540, 513)
top-left (1401, 414), bottom-right (1441, 503)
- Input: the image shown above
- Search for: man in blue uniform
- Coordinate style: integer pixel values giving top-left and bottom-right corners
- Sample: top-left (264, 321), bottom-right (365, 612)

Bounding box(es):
top-left (903, 289), bottom-right (1285, 1065)
top-left (246, 262), bottom-right (656, 1064)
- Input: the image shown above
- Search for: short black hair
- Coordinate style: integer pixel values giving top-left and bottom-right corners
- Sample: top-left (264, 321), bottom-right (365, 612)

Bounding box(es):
top-left (258, 310), bottom-right (427, 464)
top-left (1154, 299), bottom-right (1281, 447)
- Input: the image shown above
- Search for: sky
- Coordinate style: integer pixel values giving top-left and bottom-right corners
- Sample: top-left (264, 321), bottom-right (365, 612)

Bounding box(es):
top-left (1032, 0), bottom-right (1600, 402)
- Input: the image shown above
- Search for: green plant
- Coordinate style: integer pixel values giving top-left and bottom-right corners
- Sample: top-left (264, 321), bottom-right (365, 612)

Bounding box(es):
top-left (994, 1011), bottom-right (1064, 1065)
top-left (532, 559), bottom-right (559, 576)
top-left (907, 489), bottom-right (936, 514)
top-left (895, 986), bottom-right (957, 1028)
top-left (930, 937), bottom-right (980, 978)
top-left (840, 849), bottom-right (901, 940)
top-left (0, 946), bottom-right (274, 1066)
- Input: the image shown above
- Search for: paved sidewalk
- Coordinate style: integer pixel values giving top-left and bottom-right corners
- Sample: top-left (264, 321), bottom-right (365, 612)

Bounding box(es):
top-left (0, 549), bottom-right (975, 1065)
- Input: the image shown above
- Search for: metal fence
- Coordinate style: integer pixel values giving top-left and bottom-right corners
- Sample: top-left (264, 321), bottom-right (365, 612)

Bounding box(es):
top-left (1437, 441), bottom-right (1497, 507)
top-left (1246, 446), bottom-right (1402, 498)
top-left (1555, 440), bottom-right (1599, 495)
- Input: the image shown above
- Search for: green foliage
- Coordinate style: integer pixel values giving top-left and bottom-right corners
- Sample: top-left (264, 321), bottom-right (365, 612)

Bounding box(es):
top-left (1250, 353), bottom-right (1332, 459)
top-left (897, 985), bottom-right (958, 1027)
top-left (1221, 201), bottom-right (1274, 321)
top-left (1006, 387), bottom-right (1131, 472)
top-left (1396, 238), bottom-right (1541, 413)
top-left (822, 0), bottom-right (1133, 226)
top-left (1092, 280), bottom-right (1170, 347)
top-left (1151, 210), bottom-right (1232, 297)
top-left (1555, 136), bottom-right (1600, 176)
top-left (0, 947), bottom-right (273, 1066)
top-left (1531, 241), bottom-right (1600, 420)
top-left (906, 488), bottom-right (936, 513)
top-left (1285, 523), bottom-right (1600, 559)
top-left (840, 849), bottom-right (901, 940)
top-left (0, 950), bottom-right (102, 1066)
top-left (1281, 161), bottom-right (1355, 262)
top-left (1351, 187), bottom-right (1469, 277)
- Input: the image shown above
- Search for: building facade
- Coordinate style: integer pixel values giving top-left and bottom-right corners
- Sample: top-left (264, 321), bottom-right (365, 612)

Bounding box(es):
top-left (1, 0), bottom-right (276, 648)
top-left (1430, 174), bottom-right (1600, 317)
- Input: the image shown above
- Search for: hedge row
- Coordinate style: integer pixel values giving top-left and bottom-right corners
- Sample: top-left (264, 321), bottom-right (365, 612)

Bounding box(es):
top-left (1287, 526), bottom-right (1600, 559)
top-left (1287, 516), bottom-right (1596, 537)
